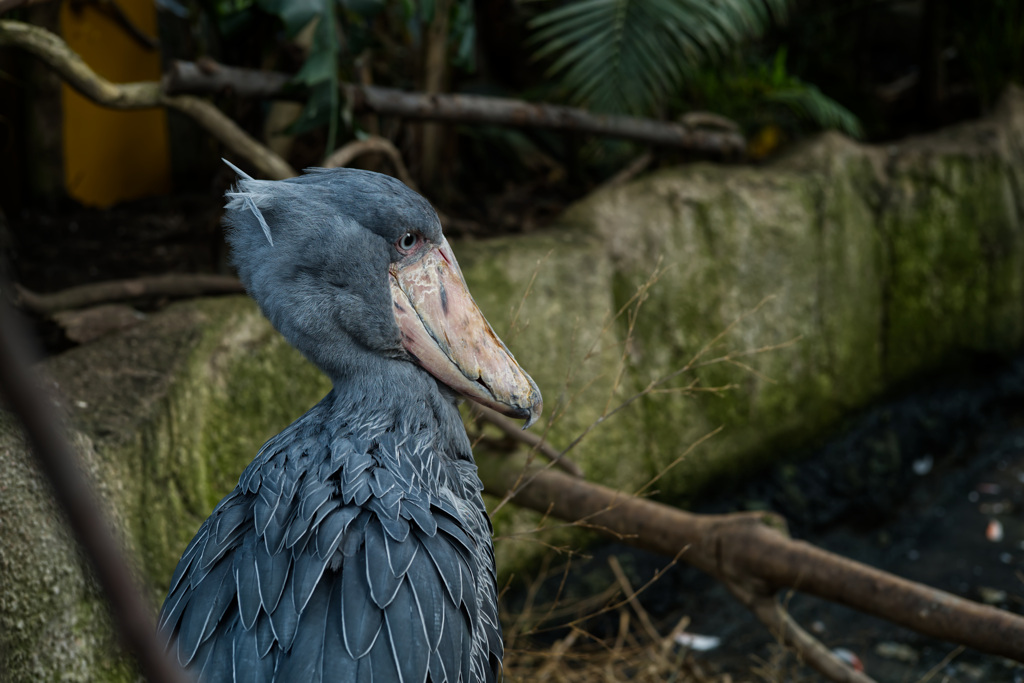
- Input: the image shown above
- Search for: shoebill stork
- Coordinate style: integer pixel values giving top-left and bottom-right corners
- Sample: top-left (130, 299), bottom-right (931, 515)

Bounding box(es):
top-left (158, 165), bottom-right (542, 682)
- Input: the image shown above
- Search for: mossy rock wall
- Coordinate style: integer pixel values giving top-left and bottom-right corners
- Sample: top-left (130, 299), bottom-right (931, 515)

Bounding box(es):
top-left (4, 88), bottom-right (1024, 679)
top-left (462, 89), bottom-right (1024, 509)
top-left (0, 298), bottom-right (329, 681)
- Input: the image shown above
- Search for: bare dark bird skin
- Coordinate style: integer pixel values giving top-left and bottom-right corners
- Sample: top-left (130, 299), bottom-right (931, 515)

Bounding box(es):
top-left (158, 166), bottom-right (541, 682)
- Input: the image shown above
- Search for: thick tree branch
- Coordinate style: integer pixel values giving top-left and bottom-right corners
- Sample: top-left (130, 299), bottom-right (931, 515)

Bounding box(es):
top-left (0, 20), bottom-right (296, 180)
top-left (13, 275), bottom-right (245, 314)
top-left (345, 85), bottom-right (746, 155)
top-left (161, 94), bottom-right (295, 179)
top-left (163, 58), bottom-right (747, 155)
top-left (163, 58), bottom-right (291, 99)
top-left (477, 454), bottom-right (1024, 666)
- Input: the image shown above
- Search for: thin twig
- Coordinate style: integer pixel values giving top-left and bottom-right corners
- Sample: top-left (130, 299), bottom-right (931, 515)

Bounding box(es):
top-left (0, 298), bottom-right (189, 683)
top-left (470, 403), bottom-right (584, 477)
top-left (607, 555), bottom-right (663, 646)
top-left (596, 152), bottom-right (653, 191)
top-left (916, 645), bottom-right (965, 683)
top-left (87, 0), bottom-right (160, 50)
top-left (532, 628), bottom-right (579, 679)
top-left (724, 579), bottom-right (877, 683)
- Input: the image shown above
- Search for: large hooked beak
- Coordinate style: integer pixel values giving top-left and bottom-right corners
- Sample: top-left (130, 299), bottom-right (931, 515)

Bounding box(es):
top-left (389, 238), bottom-right (542, 428)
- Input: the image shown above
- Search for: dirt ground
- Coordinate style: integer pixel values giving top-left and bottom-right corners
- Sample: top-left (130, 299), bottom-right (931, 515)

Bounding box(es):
top-left (505, 355), bottom-right (1024, 682)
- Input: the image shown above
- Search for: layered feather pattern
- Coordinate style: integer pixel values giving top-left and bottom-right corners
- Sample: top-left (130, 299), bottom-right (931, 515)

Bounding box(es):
top-left (159, 392), bottom-right (503, 682)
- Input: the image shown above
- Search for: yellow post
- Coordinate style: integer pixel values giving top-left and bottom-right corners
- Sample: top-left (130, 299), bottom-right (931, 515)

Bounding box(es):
top-left (60, 0), bottom-right (171, 207)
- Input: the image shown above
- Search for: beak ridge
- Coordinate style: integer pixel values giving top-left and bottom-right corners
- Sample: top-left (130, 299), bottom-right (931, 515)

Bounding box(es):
top-left (390, 239), bottom-right (543, 428)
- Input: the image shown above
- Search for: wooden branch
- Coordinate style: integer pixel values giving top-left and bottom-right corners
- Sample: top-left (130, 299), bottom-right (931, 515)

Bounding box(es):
top-left (358, 84), bottom-right (747, 155)
top-left (596, 152), bottom-right (653, 191)
top-left (13, 275), bottom-right (245, 314)
top-left (162, 57), bottom-right (291, 100)
top-left (161, 94), bottom-right (295, 179)
top-left (0, 19), bottom-right (160, 106)
top-left (477, 454), bottom-right (1024, 665)
top-left (163, 58), bottom-right (747, 155)
top-left (470, 404), bottom-right (584, 478)
top-left (321, 136), bottom-right (418, 191)
top-left (724, 579), bottom-right (875, 683)
top-left (0, 20), bottom-right (296, 180)
top-left (92, 0), bottom-right (160, 51)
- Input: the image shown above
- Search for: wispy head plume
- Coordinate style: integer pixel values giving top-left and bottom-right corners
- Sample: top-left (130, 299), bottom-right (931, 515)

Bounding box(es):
top-left (223, 159), bottom-right (274, 247)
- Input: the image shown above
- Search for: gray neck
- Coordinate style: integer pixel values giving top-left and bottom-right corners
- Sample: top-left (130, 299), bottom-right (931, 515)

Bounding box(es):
top-left (324, 357), bottom-right (474, 465)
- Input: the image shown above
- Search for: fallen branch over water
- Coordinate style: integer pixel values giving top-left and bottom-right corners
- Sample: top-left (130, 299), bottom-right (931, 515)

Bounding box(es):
top-left (478, 453), bottom-right (1024, 680)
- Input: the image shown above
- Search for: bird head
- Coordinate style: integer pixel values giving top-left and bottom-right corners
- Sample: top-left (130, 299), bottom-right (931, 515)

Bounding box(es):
top-left (223, 165), bottom-right (542, 428)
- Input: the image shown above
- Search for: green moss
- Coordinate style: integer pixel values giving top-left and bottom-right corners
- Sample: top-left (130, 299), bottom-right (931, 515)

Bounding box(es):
top-left (456, 231), bottom-right (643, 575)
top-left (133, 297), bottom-right (331, 594)
top-left (883, 154), bottom-right (1024, 380)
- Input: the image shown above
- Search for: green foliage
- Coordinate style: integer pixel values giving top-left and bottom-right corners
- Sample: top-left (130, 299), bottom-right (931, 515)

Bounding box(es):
top-left (684, 48), bottom-right (862, 138)
top-left (950, 0), bottom-right (1024, 110)
top-left (529, 0), bottom-right (791, 115)
top-left (205, 0), bottom-right (478, 154)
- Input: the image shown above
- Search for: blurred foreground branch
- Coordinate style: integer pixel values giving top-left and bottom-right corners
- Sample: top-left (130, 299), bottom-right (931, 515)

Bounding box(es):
top-left (0, 299), bottom-right (188, 683)
top-left (478, 453), bottom-right (1024, 678)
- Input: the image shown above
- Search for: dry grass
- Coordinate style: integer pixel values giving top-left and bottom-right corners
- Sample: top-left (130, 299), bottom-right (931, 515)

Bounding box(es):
top-left (498, 555), bottom-right (818, 683)
top-left (491, 266), bottom-right (820, 681)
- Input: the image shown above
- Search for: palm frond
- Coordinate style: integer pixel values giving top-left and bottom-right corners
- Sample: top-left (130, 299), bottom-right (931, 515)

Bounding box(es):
top-left (530, 0), bottom-right (792, 115)
top-left (767, 86), bottom-right (863, 138)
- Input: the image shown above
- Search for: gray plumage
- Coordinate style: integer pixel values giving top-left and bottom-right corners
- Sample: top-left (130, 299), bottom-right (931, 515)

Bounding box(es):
top-left (159, 167), bottom-right (503, 682)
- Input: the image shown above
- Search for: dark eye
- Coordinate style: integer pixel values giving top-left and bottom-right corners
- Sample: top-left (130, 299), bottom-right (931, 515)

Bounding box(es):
top-left (397, 232), bottom-right (420, 252)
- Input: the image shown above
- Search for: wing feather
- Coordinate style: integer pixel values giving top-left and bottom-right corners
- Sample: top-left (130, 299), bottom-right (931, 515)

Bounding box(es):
top-left (419, 528), bottom-right (464, 607)
top-left (291, 546), bottom-right (330, 614)
top-left (255, 536), bottom-right (290, 613)
top-left (386, 578), bottom-right (430, 683)
top-left (340, 541), bottom-right (383, 658)
top-left (383, 530), bottom-right (418, 577)
top-left (274, 577), bottom-right (330, 683)
top-left (233, 532), bottom-right (261, 630)
top-left (365, 520), bottom-right (403, 607)
top-left (176, 558), bottom-right (231, 666)
top-left (315, 506), bottom-right (359, 559)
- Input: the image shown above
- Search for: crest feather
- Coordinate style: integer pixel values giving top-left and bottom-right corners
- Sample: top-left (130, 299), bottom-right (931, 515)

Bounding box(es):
top-left (223, 159), bottom-right (274, 247)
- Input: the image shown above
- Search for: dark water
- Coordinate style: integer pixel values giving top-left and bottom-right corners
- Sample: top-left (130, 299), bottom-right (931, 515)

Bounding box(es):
top-left (516, 354), bottom-right (1024, 682)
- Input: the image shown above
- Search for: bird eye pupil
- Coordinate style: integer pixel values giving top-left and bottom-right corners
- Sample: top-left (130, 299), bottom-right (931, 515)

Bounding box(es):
top-left (400, 233), bottom-right (417, 250)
